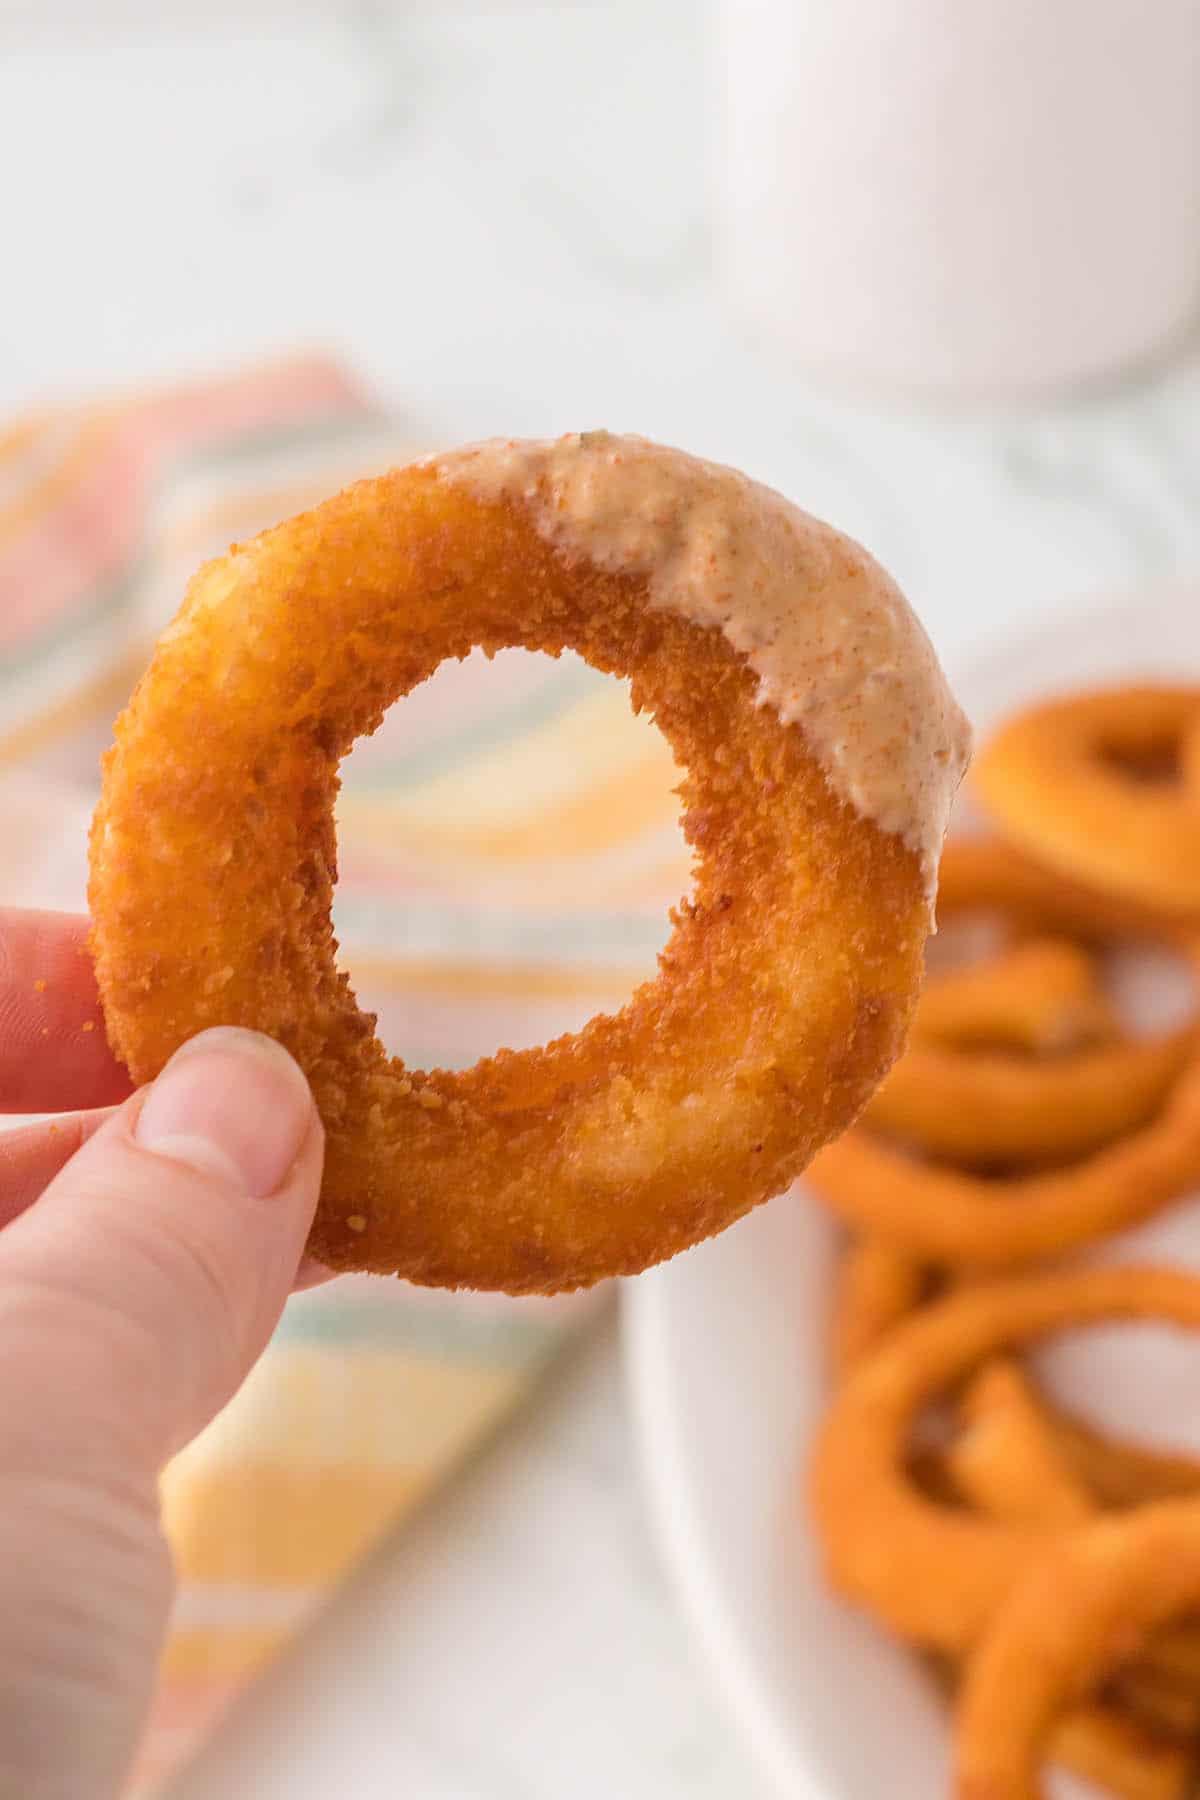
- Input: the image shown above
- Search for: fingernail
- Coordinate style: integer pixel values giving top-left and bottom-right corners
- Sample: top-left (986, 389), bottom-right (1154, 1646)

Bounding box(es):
top-left (134, 1027), bottom-right (315, 1197)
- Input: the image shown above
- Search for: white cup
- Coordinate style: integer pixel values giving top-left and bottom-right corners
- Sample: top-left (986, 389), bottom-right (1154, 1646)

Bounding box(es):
top-left (715, 0), bottom-right (1200, 400)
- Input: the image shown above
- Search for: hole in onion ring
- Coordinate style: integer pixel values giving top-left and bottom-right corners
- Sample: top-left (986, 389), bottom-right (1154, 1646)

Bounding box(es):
top-left (1103, 942), bottom-right (1196, 1037)
top-left (1097, 738), bottom-right (1182, 788)
top-left (330, 646), bottom-right (685, 1066)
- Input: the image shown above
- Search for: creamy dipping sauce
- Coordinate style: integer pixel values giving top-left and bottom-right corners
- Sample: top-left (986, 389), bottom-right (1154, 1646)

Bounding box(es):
top-left (435, 431), bottom-right (970, 901)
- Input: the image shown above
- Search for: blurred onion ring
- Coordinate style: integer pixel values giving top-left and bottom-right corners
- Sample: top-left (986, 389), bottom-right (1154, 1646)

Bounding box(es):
top-left (89, 443), bottom-right (937, 1293)
top-left (863, 838), bottom-right (1200, 1167)
top-left (954, 1501), bottom-right (1200, 1800)
top-left (1040, 1704), bottom-right (1192, 1800)
top-left (974, 685), bottom-right (1200, 919)
top-left (943, 1360), bottom-right (1094, 1527)
top-left (1183, 709), bottom-right (1200, 805)
top-left (831, 1237), bottom-right (928, 1378)
top-left (866, 1031), bottom-right (1194, 1168)
top-left (809, 838), bottom-right (1200, 1259)
top-left (1050, 1409), bottom-right (1200, 1508)
top-left (933, 835), bottom-right (1188, 940)
top-left (942, 1361), bottom-right (1200, 1721)
top-left (911, 936), bottom-right (1120, 1055)
top-left (808, 1053), bottom-right (1200, 1267)
top-left (810, 1266), bottom-right (1200, 1653)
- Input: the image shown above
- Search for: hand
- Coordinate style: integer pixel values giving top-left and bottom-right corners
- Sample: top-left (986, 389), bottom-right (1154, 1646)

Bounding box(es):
top-left (0, 909), bottom-right (325, 1800)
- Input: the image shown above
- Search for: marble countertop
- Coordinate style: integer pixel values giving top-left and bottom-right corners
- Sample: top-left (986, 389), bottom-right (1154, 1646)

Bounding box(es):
top-left (4, 5), bottom-right (1200, 1796)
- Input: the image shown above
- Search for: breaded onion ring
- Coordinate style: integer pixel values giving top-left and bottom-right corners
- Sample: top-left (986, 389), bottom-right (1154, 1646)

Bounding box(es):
top-left (866, 1032), bottom-right (1194, 1169)
top-left (89, 433), bottom-right (968, 1293)
top-left (1182, 708), bottom-right (1200, 804)
top-left (944, 1360), bottom-right (1093, 1527)
top-left (941, 1362), bottom-right (1200, 1723)
top-left (1041, 1704), bottom-right (1192, 1800)
top-left (931, 1660), bottom-right (1192, 1800)
top-left (830, 1236), bottom-right (928, 1378)
top-left (912, 937), bottom-right (1121, 1055)
top-left (809, 1051), bottom-right (1200, 1267)
top-left (954, 1501), bottom-right (1200, 1800)
top-left (863, 840), bottom-right (1199, 1167)
top-left (935, 1369), bottom-right (1197, 1799)
top-left (1051, 1409), bottom-right (1200, 1508)
top-left (809, 1266), bottom-right (1200, 1652)
top-left (935, 835), bottom-right (1185, 940)
top-left (974, 685), bottom-right (1200, 919)
top-left (810, 837), bottom-right (1200, 1257)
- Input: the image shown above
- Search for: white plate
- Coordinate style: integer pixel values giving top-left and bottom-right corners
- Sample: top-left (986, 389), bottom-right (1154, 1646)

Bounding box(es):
top-left (623, 587), bottom-right (1200, 1799)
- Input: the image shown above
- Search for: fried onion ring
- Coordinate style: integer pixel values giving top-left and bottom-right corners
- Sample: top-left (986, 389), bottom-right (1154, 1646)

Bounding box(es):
top-left (89, 433), bottom-right (967, 1293)
top-left (932, 1660), bottom-right (1191, 1800)
top-left (809, 837), bottom-right (1200, 1259)
top-left (954, 1501), bottom-right (1200, 1800)
top-left (809, 1266), bottom-right (1200, 1652)
top-left (943, 1360), bottom-right (1093, 1526)
top-left (1182, 708), bottom-right (1200, 805)
top-left (1042, 1704), bottom-right (1192, 1800)
top-left (830, 1237), bottom-right (928, 1378)
top-left (862, 839), bottom-right (1199, 1168)
top-left (974, 685), bottom-right (1200, 920)
top-left (1050, 1408), bottom-right (1200, 1508)
top-left (942, 1360), bottom-right (1200, 1716)
top-left (807, 1057), bottom-right (1200, 1267)
top-left (864, 1028), bottom-right (1193, 1169)
top-left (913, 937), bottom-right (1121, 1055)
top-left (935, 836), bottom-right (1184, 940)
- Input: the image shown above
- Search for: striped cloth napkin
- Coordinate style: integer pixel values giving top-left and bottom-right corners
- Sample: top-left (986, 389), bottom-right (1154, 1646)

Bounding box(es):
top-left (0, 356), bottom-right (688, 1794)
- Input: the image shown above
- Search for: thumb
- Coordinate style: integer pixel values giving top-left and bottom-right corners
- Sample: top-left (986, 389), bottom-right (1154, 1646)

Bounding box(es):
top-left (0, 1025), bottom-right (324, 1479)
top-left (0, 1027), bottom-right (323, 1800)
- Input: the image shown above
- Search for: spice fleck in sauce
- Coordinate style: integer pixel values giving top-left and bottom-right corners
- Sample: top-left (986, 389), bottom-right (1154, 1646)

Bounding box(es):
top-left (436, 432), bottom-right (971, 901)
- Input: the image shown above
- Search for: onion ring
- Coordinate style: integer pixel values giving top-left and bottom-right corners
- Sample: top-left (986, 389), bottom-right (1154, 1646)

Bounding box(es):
top-left (830, 1237), bottom-right (928, 1377)
top-left (974, 685), bottom-right (1200, 920)
top-left (1182, 709), bottom-right (1200, 805)
top-left (89, 433), bottom-right (967, 1293)
top-left (935, 835), bottom-right (1184, 940)
top-left (809, 1266), bottom-right (1200, 1652)
top-left (1042, 1705), bottom-right (1192, 1800)
top-left (940, 1364), bottom-right (1200, 1763)
top-left (944, 1360), bottom-right (1093, 1526)
top-left (942, 1361), bottom-right (1200, 1713)
top-left (913, 937), bottom-right (1121, 1055)
top-left (808, 838), bottom-right (1200, 1260)
top-left (861, 838), bottom-right (1199, 1168)
top-left (954, 1501), bottom-right (1200, 1800)
top-left (1050, 1409), bottom-right (1200, 1508)
top-left (933, 1659), bottom-right (1190, 1800)
top-left (807, 1057), bottom-right (1200, 1267)
top-left (863, 1029), bottom-right (1193, 1169)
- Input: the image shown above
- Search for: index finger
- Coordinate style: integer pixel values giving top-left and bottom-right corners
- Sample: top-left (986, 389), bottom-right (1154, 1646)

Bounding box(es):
top-left (0, 910), bottom-right (133, 1112)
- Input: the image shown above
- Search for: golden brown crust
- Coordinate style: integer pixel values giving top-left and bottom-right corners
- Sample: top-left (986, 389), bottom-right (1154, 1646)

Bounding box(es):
top-left (88, 458), bottom-right (929, 1293)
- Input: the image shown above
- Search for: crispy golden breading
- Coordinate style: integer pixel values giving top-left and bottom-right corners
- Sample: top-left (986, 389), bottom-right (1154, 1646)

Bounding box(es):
top-left (89, 460), bottom-right (929, 1293)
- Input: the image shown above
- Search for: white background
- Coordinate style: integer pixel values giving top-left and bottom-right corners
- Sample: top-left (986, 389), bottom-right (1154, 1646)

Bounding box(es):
top-left (4, 4), bottom-right (1200, 1796)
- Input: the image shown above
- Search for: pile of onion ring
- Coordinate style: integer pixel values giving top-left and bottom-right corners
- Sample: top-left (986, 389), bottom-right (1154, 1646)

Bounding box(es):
top-left (88, 433), bottom-right (966, 1295)
top-left (807, 679), bottom-right (1200, 1798)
